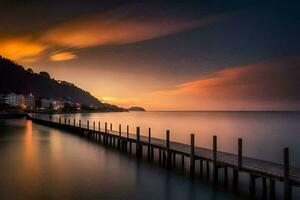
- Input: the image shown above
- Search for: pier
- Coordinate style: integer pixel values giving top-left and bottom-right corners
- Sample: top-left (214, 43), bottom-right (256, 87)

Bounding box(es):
top-left (28, 114), bottom-right (300, 199)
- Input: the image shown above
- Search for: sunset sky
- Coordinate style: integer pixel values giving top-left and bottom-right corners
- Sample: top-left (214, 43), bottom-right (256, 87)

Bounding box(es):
top-left (0, 1), bottom-right (299, 111)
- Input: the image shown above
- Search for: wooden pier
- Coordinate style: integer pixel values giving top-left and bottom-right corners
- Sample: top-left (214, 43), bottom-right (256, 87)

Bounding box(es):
top-left (28, 114), bottom-right (300, 199)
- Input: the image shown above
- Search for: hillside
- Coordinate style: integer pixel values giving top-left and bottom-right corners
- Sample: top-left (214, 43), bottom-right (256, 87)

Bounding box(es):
top-left (0, 55), bottom-right (123, 111)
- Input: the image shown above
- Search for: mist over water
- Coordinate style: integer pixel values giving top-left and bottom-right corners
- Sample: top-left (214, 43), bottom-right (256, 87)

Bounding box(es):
top-left (1, 111), bottom-right (300, 199)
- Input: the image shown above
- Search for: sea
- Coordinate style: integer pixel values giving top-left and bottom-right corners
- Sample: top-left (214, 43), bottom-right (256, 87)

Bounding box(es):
top-left (0, 111), bottom-right (300, 199)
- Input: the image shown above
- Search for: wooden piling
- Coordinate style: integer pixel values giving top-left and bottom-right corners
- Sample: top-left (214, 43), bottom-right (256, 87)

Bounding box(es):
top-left (172, 152), bottom-right (176, 167)
top-left (93, 121), bottom-right (95, 130)
top-left (73, 118), bottom-right (76, 126)
top-left (166, 130), bottom-right (171, 169)
top-left (87, 120), bottom-right (89, 130)
top-left (284, 147), bottom-right (291, 200)
top-left (206, 161), bottom-right (210, 181)
top-left (127, 125), bottom-right (129, 138)
top-left (200, 160), bottom-right (203, 179)
top-left (110, 123), bottom-right (112, 132)
top-left (163, 151), bottom-right (166, 166)
top-left (105, 122), bottom-right (108, 145)
top-left (59, 117), bottom-right (61, 124)
top-left (64, 118), bottom-right (66, 124)
top-left (159, 149), bottom-right (162, 164)
top-left (181, 154), bottom-right (185, 171)
top-left (136, 127), bottom-right (140, 158)
top-left (151, 147), bottom-right (154, 161)
top-left (269, 179), bottom-right (275, 199)
top-left (118, 124), bottom-right (121, 148)
top-left (233, 169), bottom-right (238, 192)
top-left (213, 135), bottom-right (218, 185)
top-left (262, 177), bottom-right (267, 198)
top-left (224, 166), bottom-right (228, 189)
top-left (238, 138), bottom-right (243, 169)
top-left (148, 128), bottom-right (151, 160)
top-left (129, 141), bottom-right (132, 154)
top-left (190, 134), bottom-right (195, 178)
top-left (249, 173), bottom-right (256, 199)
top-left (98, 122), bottom-right (100, 131)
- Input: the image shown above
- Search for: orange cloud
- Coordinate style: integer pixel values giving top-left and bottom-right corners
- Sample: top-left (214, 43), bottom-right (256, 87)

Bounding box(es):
top-left (50, 51), bottom-right (77, 61)
top-left (42, 13), bottom-right (213, 48)
top-left (0, 37), bottom-right (46, 62)
top-left (150, 58), bottom-right (300, 110)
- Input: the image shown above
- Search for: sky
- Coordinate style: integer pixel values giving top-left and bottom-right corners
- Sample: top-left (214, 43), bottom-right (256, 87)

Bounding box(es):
top-left (0, 0), bottom-right (300, 111)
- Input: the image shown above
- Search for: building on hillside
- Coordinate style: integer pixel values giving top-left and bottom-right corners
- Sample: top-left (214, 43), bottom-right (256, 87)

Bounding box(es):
top-left (41, 98), bottom-right (64, 110)
top-left (24, 93), bottom-right (35, 108)
top-left (41, 98), bottom-right (53, 109)
top-left (52, 100), bottom-right (64, 110)
top-left (5, 93), bottom-right (25, 107)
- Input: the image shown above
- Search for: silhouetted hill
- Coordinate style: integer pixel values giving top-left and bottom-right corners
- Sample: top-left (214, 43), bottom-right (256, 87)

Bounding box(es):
top-left (128, 107), bottom-right (146, 111)
top-left (0, 55), bottom-right (123, 111)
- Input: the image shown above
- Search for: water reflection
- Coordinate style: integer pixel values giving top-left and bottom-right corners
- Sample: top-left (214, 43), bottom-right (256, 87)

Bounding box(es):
top-left (24, 120), bottom-right (40, 185)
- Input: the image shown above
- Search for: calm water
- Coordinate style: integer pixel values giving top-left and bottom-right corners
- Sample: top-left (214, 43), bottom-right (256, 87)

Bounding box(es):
top-left (1, 111), bottom-right (300, 199)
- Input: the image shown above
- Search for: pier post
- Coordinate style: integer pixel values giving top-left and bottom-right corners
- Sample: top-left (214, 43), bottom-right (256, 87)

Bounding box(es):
top-left (136, 127), bottom-right (141, 158)
top-left (59, 117), bottom-right (61, 124)
top-left (148, 128), bottom-right (151, 160)
top-left (118, 124), bottom-right (121, 148)
top-left (64, 118), bottom-right (66, 125)
top-left (68, 118), bottom-right (70, 125)
top-left (166, 130), bottom-right (171, 169)
top-left (98, 122), bottom-right (100, 131)
top-left (159, 149), bottom-right (162, 164)
top-left (79, 120), bottom-right (81, 127)
top-left (127, 125), bottom-right (129, 138)
top-left (213, 135), bottom-right (218, 186)
top-left (151, 147), bottom-right (154, 161)
top-left (105, 122), bottom-right (108, 145)
top-left (238, 138), bottom-right (243, 169)
top-left (269, 179), bottom-right (275, 199)
top-left (233, 169), bottom-right (238, 192)
top-left (284, 147), bottom-right (291, 200)
top-left (181, 155), bottom-right (185, 171)
top-left (224, 166), bottom-right (228, 189)
top-left (200, 160), bottom-right (203, 179)
top-left (262, 177), bottom-right (267, 198)
top-left (73, 118), bottom-right (75, 126)
top-left (206, 160), bottom-right (210, 181)
top-left (163, 151), bottom-right (166, 166)
top-left (249, 173), bottom-right (256, 199)
top-left (190, 134), bottom-right (195, 178)
top-left (126, 125), bottom-right (129, 153)
top-left (172, 153), bottom-right (176, 167)
top-left (110, 123), bottom-right (112, 132)
top-left (93, 121), bottom-right (95, 130)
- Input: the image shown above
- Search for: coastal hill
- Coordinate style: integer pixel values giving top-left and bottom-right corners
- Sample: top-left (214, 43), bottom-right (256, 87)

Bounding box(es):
top-left (128, 107), bottom-right (146, 111)
top-left (0, 55), bottom-right (123, 111)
